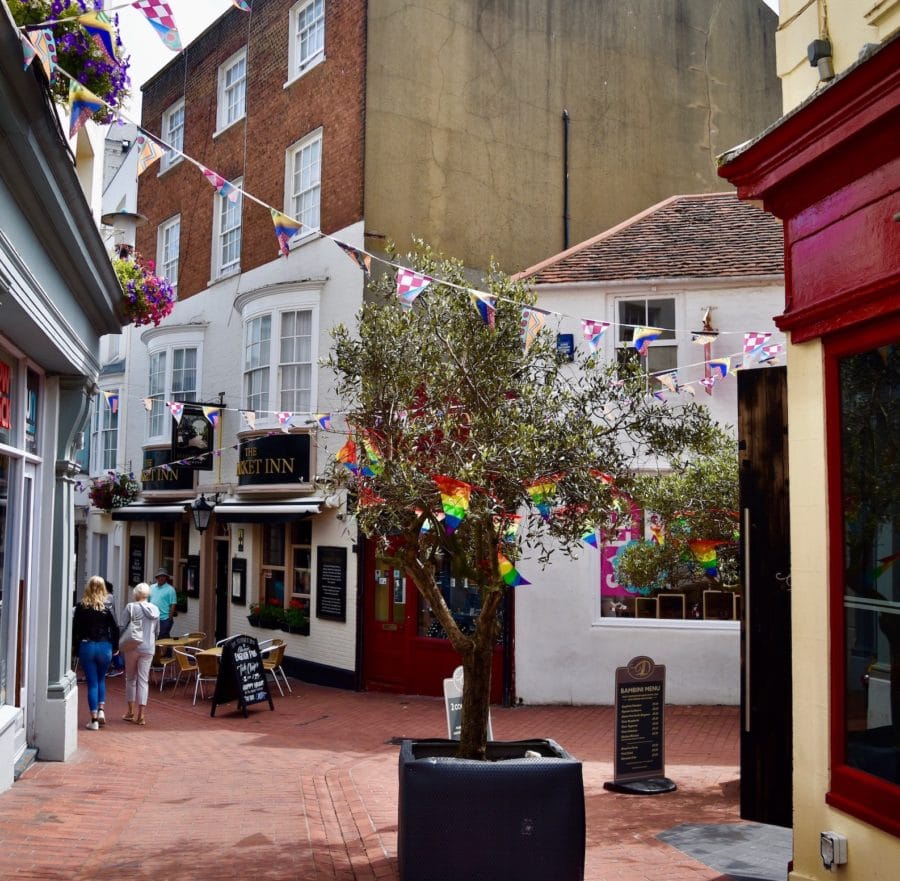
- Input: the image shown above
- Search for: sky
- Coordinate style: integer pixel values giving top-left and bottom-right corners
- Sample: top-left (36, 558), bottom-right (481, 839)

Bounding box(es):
top-left (116, 0), bottom-right (781, 123)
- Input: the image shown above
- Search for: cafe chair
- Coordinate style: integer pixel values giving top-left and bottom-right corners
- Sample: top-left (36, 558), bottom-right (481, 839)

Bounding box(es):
top-left (193, 651), bottom-right (220, 706)
top-left (151, 644), bottom-right (179, 691)
top-left (172, 646), bottom-right (201, 692)
top-left (182, 631), bottom-right (206, 647)
top-left (260, 639), bottom-right (291, 696)
top-left (215, 635), bottom-right (238, 646)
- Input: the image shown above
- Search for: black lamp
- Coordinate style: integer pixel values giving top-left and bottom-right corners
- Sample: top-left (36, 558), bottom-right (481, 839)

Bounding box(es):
top-left (191, 494), bottom-right (214, 533)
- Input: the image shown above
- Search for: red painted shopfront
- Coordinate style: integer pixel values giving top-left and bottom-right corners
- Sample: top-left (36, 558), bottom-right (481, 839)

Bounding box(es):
top-left (720, 36), bottom-right (899, 838)
top-left (361, 538), bottom-right (509, 702)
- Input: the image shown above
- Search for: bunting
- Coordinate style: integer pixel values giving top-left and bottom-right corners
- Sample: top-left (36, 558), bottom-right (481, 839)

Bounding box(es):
top-left (633, 326), bottom-right (663, 356)
top-left (30, 29), bottom-right (57, 80)
top-left (707, 357), bottom-right (731, 379)
top-left (699, 376), bottom-right (716, 392)
top-left (691, 332), bottom-right (718, 346)
top-left (232, 0), bottom-right (252, 10)
top-left (359, 435), bottom-right (383, 477)
top-left (357, 486), bottom-right (385, 508)
top-left (102, 391), bottom-right (119, 413)
top-left (432, 475), bottom-right (472, 535)
top-left (142, 396), bottom-right (153, 412)
top-left (657, 372), bottom-right (678, 393)
top-left (20, 34), bottom-right (37, 70)
top-left (396, 268), bottom-right (430, 308)
top-left (470, 291), bottom-right (496, 328)
top-left (520, 308), bottom-right (546, 351)
top-left (336, 438), bottom-right (358, 474)
top-left (241, 410), bottom-right (256, 431)
top-left (68, 80), bottom-right (103, 137)
top-left (271, 209), bottom-right (302, 256)
top-left (760, 344), bottom-right (783, 363)
top-left (527, 477), bottom-right (558, 520)
top-left (276, 411), bottom-right (294, 431)
top-left (743, 331), bottom-right (772, 360)
top-left (313, 413), bottom-right (332, 430)
top-left (135, 135), bottom-right (165, 175)
top-left (494, 514), bottom-right (521, 542)
top-left (498, 552), bottom-right (530, 587)
top-left (166, 401), bottom-right (184, 424)
top-left (131, 0), bottom-right (182, 51)
top-left (581, 526), bottom-right (598, 548)
top-left (202, 406), bottom-right (221, 427)
top-left (202, 167), bottom-right (239, 202)
top-left (78, 11), bottom-right (116, 62)
top-left (335, 241), bottom-right (372, 276)
top-left (582, 319), bottom-right (610, 352)
top-left (689, 540), bottom-right (722, 578)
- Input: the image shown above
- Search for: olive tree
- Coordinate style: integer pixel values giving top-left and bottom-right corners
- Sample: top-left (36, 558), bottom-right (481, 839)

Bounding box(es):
top-left (326, 242), bottom-right (720, 758)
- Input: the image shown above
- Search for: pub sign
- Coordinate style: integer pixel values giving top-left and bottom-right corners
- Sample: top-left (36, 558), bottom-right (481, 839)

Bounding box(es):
top-left (237, 433), bottom-right (311, 486)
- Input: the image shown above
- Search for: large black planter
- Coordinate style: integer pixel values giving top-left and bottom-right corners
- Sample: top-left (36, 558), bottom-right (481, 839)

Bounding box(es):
top-left (398, 739), bottom-right (585, 881)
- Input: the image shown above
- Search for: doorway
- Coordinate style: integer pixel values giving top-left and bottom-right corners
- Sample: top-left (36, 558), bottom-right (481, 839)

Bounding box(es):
top-left (214, 538), bottom-right (229, 642)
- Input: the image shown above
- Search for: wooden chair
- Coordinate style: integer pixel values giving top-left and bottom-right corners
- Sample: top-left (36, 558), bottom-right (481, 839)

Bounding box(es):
top-left (151, 644), bottom-right (179, 691)
top-left (182, 631), bottom-right (206, 647)
top-left (260, 639), bottom-right (291, 696)
top-left (193, 651), bottom-right (220, 705)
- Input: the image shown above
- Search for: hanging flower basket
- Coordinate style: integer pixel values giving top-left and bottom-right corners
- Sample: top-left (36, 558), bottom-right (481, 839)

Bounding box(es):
top-left (88, 470), bottom-right (139, 513)
top-left (112, 249), bottom-right (176, 328)
top-left (10, 1), bottom-right (130, 121)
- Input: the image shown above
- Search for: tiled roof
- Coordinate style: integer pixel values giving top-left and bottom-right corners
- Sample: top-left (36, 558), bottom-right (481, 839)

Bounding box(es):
top-left (518, 193), bottom-right (783, 284)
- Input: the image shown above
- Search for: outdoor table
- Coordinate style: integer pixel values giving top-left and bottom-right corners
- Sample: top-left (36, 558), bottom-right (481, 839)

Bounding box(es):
top-left (157, 636), bottom-right (199, 649)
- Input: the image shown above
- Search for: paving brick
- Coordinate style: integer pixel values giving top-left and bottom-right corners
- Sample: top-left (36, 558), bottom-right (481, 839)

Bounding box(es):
top-left (0, 677), bottom-right (747, 880)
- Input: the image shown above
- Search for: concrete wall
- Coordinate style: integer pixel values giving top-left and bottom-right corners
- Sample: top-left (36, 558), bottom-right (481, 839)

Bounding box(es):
top-left (364, 0), bottom-right (781, 273)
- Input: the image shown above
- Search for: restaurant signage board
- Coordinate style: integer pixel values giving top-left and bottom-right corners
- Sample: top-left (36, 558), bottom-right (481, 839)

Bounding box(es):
top-left (211, 635), bottom-right (274, 717)
top-left (604, 655), bottom-right (676, 794)
top-left (128, 535), bottom-right (145, 587)
top-left (237, 433), bottom-right (311, 486)
top-left (140, 448), bottom-right (194, 491)
top-left (315, 545), bottom-right (347, 622)
top-left (170, 403), bottom-right (218, 471)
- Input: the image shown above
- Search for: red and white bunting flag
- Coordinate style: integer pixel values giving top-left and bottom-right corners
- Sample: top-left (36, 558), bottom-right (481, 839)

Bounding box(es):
top-left (167, 401), bottom-right (184, 424)
top-left (396, 268), bottom-right (430, 308)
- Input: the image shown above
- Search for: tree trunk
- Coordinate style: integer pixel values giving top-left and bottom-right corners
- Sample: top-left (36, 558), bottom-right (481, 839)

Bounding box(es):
top-left (458, 633), bottom-right (495, 759)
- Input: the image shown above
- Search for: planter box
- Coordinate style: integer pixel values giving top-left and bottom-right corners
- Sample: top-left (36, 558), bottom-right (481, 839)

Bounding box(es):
top-left (280, 622), bottom-right (310, 636)
top-left (398, 738), bottom-right (585, 881)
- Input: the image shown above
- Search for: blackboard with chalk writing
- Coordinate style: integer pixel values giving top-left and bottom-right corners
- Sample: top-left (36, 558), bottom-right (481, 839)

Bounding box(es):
top-left (211, 635), bottom-right (274, 717)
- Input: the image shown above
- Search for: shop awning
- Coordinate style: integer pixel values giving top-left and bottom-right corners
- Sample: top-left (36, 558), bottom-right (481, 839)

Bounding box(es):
top-left (111, 502), bottom-right (192, 522)
top-left (213, 499), bottom-right (324, 524)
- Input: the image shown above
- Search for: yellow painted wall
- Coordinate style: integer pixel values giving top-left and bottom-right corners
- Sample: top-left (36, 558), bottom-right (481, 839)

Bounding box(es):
top-left (777, 0), bottom-right (900, 111)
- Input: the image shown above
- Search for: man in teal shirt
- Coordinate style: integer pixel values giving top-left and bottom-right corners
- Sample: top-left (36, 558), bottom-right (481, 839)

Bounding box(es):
top-left (149, 568), bottom-right (178, 639)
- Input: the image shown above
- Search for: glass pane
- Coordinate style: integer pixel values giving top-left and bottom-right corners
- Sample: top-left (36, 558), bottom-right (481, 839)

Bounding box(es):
top-left (618, 300), bottom-right (647, 342)
top-left (839, 342), bottom-right (899, 785)
top-left (292, 547), bottom-right (311, 597)
top-left (647, 345), bottom-right (678, 374)
top-left (263, 523), bottom-right (286, 567)
top-left (646, 299), bottom-right (676, 340)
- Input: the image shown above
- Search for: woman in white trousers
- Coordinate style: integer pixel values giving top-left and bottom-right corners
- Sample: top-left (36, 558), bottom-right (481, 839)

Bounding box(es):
top-left (120, 583), bottom-right (160, 726)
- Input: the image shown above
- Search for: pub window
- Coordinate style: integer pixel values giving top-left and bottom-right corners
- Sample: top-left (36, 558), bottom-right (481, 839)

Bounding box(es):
top-left (158, 521), bottom-right (189, 583)
top-left (261, 521), bottom-right (312, 615)
top-left (826, 324), bottom-right (899, 835)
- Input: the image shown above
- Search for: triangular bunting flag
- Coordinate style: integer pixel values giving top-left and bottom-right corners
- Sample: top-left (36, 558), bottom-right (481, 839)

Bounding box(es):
top-left (432, 475), bottom-right (472, 535)
top-left (135, 135), bottom-right (165, 175)
top-left (689, 540), bottom-right (723, 578)
top-left (68, 81), bottom-right (104, 138)
top-left (167, 401), bottom-right (184, 424)
top-left (498, 552), bottom-right (530, 587)
top-left (527, 476), bottom-right (558, 520)
top-left (743, 331), bottom-right (772, 360)
top-left (271, 209), bottom-right (302, 256)
top-left (313, 413), bottom-right (332, 430)
top-left (699, 376), bottom-right (716, 392)
top-left (202, 406), bottom-right (221, 427)
top-left (691, 332), bottom-right (718, 346)
top-left (131, 0), bottom-right (183, 51)
top-left (30, 29), bottom-right (58, 81)
top-left (232, 0), bottom-right (252, 10)
top-left (632, 326), bottom-right (663, 356)
top-left (201, 167), bottom-right (239, 202)
top-left (142, 396), bottom-right (153, 412)
top-left (707, 357), bottom-right (731, 379)
top-left (359, 435), bottom-right (383, 477)
top-left (657, 371), bottom-right (678, 393)
top-left (470, 291), bottom-right (496, 328)
top-left (335, 241), bottom-right (372, 276)
top-left (102, 391), bottom-right (119, 414)
top-left (581, 527), bottom-right (598, 548)
top-left (396, 268), bottom-right (430, 308)
top-left (336, 438), bottom-right (358, 474)
top-left (242, 410), bottom-right (256, 430)
top-left (582, 319), bottom-right (610, 352)
top-left (760, 344), bottom-right (783, 363)
top-left (78, 11), bottom-right (116, 62)
top-left (276, 411), bottom-right (294, 432)
top-left (20, 34), bottom-right (37, 69)
top-left (520, 308), bottom-right (546, 351)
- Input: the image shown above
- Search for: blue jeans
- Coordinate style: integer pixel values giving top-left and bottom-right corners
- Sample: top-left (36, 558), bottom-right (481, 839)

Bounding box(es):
top-left (159, 617), bottom-right (174, 639)
top-left (79, 640), bottom-right (113, 712)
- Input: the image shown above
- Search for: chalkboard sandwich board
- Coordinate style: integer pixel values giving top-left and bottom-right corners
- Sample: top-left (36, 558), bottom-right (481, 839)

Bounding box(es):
top-left (211, 635), bottom-right (274, 717)
top-left (603, 655), bottom-right (676, 795)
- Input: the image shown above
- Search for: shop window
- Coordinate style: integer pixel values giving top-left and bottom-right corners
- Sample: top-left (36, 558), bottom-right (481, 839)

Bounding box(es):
top-left (158, 521), bottom-right (189, 582)
top-left (826, 321), bottom-right (900, 837)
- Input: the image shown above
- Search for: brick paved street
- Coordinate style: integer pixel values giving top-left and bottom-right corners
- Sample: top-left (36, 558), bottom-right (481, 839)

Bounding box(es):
top-left (0, 675), bottom-right (749, 881)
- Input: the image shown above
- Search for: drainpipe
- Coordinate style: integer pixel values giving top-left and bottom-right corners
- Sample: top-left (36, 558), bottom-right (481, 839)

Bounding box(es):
top-left (562, 109), bottom-right (570, 250)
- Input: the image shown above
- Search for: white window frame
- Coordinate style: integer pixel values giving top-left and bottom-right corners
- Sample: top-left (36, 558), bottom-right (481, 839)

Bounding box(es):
top-left (143, 329), bottom-right (204, 444)
top-left (90, 388), bottom-right (119, 473)
top-left (284, 129), bottom-right (322, 244)
top-left (211, 177), bottom-right (243, 280)
top-left (614, 295), bottom-right (679, 379)
top-left (216, 48), bottom-right (247, 135)
top-left (287, 0), bottom-right (325, 85)
top-left (237, 287), bottom-right (321, 425)
top-left (160, 98), bottom-right (184, 172)
top-left (157, 215), bottom-right (180, 291)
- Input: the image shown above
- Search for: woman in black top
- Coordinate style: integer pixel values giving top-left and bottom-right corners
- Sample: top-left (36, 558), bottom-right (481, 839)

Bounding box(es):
top-left (72, 576), bottom-right (119, 730)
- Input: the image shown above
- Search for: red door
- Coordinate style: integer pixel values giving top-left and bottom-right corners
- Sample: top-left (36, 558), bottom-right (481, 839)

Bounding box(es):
top-left (363, 550), bottom-right (411, 692)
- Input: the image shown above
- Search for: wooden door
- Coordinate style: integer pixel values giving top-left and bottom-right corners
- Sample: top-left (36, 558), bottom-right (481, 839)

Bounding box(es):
top-left (363, 549), bottom-right (411, 692)
top-left (738, 365), bottom-right (792, 827)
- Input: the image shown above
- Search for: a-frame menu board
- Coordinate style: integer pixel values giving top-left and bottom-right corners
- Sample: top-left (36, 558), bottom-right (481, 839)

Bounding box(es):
top-left (211, 635), bottom-right (274, 717)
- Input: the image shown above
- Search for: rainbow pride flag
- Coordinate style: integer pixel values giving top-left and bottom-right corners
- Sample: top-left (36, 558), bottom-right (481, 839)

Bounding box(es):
top-left (498, 553), bottom-right (530, 587)
top-left (432, 475), bottom-right (472, 534)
